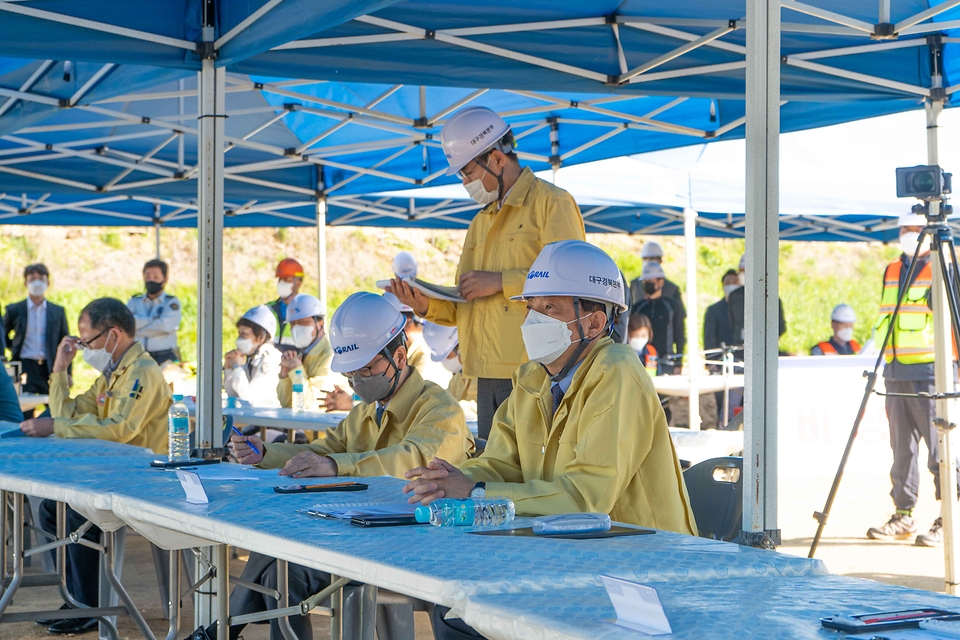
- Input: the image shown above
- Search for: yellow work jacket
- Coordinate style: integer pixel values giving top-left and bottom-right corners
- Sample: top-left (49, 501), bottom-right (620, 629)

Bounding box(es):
top-left (260, 368), bottom-right (474, 477)
top-left (277, 334), bottom-right (333, 411)
top-left (447, 372), bottom-right (477, 403)
top-left (405, 333), bottom-right (428, 371)
top-left (461, 337), bottom-right (697, 535)
top-left (425, 168), bottom-right (585, 379)
top-left (49, 342), bottom-right (171, 454)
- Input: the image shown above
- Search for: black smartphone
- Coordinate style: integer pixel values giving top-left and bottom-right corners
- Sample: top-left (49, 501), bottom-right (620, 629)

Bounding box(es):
top-left (350, 515), bottom-right (422, 527)
top-left (274, 483), bottom-right (368, 494)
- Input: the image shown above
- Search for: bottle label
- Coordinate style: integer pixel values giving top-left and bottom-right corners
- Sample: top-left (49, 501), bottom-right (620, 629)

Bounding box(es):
top-left (292, 384), bottom-right (304, 393)
top-left (170, 416), bottom-right (189, 434)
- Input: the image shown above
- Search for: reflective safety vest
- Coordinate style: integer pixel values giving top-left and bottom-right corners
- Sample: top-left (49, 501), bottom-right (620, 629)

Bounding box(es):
top-left (816, 339), bottom-right (861, 356)
top-left (876, 259), bottom-right (935, 365)
top-left (639, 344), bottom-right (659, 376)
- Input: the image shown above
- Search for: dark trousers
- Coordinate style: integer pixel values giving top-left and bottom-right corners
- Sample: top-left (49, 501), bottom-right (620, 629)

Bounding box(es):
top-left (476, 378), bottom-right (513, 440)
top-left (885, 379), bottom-right (960, 510)
top-left (20, 358), bottom-right (49, 419)
top-left (147, 349), bottom-right (178, 365)
top-left (38, 500), bottom-right (101, 608)
top-left (432, 606), bottom-right (484, 639)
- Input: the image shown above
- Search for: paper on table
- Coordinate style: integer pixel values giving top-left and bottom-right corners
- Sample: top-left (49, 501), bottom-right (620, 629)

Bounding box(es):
top-left (309, 503), bottom-right (418, 521)
top-left (376, 278), bottom-right (466, 303)
top-left (600, 575), bottom-right (672, 636)
top-left (176, 470), bottom-right (209, 504)
top-left (182, 464), bottom-right (278, 481)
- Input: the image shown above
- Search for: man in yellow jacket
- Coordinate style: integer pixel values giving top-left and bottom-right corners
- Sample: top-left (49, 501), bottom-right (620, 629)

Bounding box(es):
top-left (20, 298), bottom-right (170, 635)
top-left (276, 293), bottom-right (333, 411)
top-left (403, 241), bottom-right (696, 640)
top-left (208, 292), bottom-right (473, 640)
top-left (391, 106), bottom-right (585, 441)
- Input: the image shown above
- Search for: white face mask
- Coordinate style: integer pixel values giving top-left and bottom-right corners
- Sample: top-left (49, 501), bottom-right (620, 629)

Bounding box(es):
top-left (27, 280), bottom-right (47, 297)
top-left (628, 336), bottom-right (648, 354)
top-left (900, 231), bottom-right (922, 257)
top-left (723, 284), bottom-right (739, 298)
top-left (521, 309), bottom-right (587, 365)
top-left (82, 332), bottom-right (116, 373)
top-left (277, 281), bottom-right (295, 299)
top-left (441, 357), bottom-right (463, 374)
top-left (737, 272), bottom-right (746, 286)
top-left (236, 338), bottom-right (256, 356)
top-left (463, 171), bottom-right (499, 206)
top-left (290, 324), bottom-right (316, 349)
top-left (836, 327), bottom-right (854, 343)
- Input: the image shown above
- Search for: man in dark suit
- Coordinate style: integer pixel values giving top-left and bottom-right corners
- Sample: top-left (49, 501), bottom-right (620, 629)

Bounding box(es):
top-left (3, 263), bottom-right (70, 417)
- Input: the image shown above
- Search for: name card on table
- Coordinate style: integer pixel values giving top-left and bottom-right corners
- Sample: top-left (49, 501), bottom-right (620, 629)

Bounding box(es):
top-left (176, 470), bottom-right (209, 504)
top-left (600, 575), bottom-right (672, 636)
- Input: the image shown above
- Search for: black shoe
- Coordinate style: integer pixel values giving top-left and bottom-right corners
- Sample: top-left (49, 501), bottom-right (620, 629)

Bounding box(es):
top-left (36, 604), bottom-right (71, 626)
top-left (184, 625), bottom-right (215, 640)
top-left (47, 617), bottom-right (97, 635)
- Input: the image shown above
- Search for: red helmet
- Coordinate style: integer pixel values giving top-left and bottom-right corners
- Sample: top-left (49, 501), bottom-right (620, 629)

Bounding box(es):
top-left (276, 258), bottom-right (304, 278)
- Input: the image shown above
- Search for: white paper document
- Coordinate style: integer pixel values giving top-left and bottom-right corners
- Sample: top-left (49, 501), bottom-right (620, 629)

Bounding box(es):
top-left (309, 503), bottom-right (418, 521)
top-left (376, 278), bottom-right (466, 303)
top-left (176, 470), bottom-right (210, 504)
top-left (600, 575), bottom-right (672, 636)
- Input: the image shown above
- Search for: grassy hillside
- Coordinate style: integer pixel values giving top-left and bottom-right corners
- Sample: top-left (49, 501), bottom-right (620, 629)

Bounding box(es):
top-left (0, 224), bottom-right (901, 391)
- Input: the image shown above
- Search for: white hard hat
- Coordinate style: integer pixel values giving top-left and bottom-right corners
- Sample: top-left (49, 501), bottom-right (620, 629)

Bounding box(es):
top-left (512, 240), bottom-right (628, 311)
top-left (382, 291), bottom-right (413, 314)
top-left (421, 322), bottom-right (458, 362)
top-left (641, 242), bottom-right (664, 259)
top-left (898, 212), bottom-right (927, 227)
top-left (441, 106), bottom-right (512, 176)
top-left (285, 294), bottom-right (325, 322)
top-left (641, 261), bottom-right (665, 281)
top-left (739, 253), bottom-right (746, 271)
top-left (393, 251), bottom-right (418, 279)
top-left (240, 305), bottom-right (277, 340)
top-left (329, 292), bottom-right (406, 374)
top-left (831, 304), bottom-right (857, 323)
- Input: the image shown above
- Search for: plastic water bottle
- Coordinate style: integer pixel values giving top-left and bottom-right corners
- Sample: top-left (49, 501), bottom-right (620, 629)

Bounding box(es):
top-left (291, 367), bottom-right (305, 413)
top-left (414, 498), bottom-right (515, 527)
top-left (167, 394), bottom-right (190, 462)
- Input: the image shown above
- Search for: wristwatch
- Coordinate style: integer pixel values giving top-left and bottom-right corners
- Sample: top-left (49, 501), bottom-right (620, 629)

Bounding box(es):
top-left (469, 482), bottom-right (486, 499)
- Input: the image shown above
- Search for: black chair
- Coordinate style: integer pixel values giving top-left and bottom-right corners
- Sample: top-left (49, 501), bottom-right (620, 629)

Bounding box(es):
top-left (682, 456), bottom-right (743, 542)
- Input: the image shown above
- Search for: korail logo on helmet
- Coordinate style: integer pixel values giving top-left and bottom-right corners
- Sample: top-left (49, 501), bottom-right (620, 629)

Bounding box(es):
top-left (335, 344), bottom-right (359, 355)
top-left (527, 270), bottom-right (550, 280)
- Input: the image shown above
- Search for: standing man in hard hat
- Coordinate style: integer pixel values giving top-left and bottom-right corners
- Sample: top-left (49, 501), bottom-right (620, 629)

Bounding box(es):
top-left (867, 212), bottom-right (959, 548)
top-left (629, 241), bottom-right (685, 317)
top-left (810, 304), bottom-right (860, 355)
top-left (630, 262), bottom-right (685, 374)
top-left (404, 241), bottom-right (695, 640)
top-left (200, 292), bottom-right (473, 640)
top-left (269, 258), bottom-right (304, 346)
top-left (389, 106), bottom-right (585, 440)
top-left (276, 294), bottom-right (333, 411)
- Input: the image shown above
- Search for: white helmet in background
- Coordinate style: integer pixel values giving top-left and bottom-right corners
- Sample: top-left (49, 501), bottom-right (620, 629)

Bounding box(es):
top-left (513, 240), bottom-right (628, 312)
top-left (422, 322), bottom-right (458, 362)
top-left (285, 294), bottom-right (325, 322)
top-left (898, 212), bottom-right (927, 227)
top-left (329, 292), bottom-right (405, 373)
top-left (382, 291), bottom-right (413, 314)
top-left (640, 242), bottom-right (663, 259)
top-left (441, 106), bottom-right (512, 176)
top-left (240, 305), bottom-right (277, 341)
top-left (831, 304), bottom-right (857, 323)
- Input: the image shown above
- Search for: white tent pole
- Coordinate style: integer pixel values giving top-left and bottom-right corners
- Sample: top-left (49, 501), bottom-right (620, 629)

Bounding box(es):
top-left (154, 202), bottom-right (161, 259)
top-left (742, 0), bottom-right (781, 547)
top-left (684, 207), bottom-right (700, 429)
top-left (926, 96), bottom-right (959, 594)
top-left (316, 199), bottom-right (328, 316)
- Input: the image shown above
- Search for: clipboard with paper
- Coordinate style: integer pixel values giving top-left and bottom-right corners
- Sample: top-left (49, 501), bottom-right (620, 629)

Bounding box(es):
top-left (376, 250), bottom-right (467, 303)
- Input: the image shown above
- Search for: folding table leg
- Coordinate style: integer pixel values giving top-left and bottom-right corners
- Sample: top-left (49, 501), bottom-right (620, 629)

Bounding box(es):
top-left (331, 580), bottom-right (376, 640)
top-left (165, 549), bottom-right (180, 640)
top-left (215, 544), bottom-right (229, 640)
top-left (102, 529), bottom-right (156, 640)
top-left (0, 493), bottom-right (22, 617)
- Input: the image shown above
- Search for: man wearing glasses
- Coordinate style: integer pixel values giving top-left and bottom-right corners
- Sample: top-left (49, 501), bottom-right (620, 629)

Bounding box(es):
top-left (20, 297), bottom-right (171, 634)
top-left (391, 106), bottom-right (585, 441)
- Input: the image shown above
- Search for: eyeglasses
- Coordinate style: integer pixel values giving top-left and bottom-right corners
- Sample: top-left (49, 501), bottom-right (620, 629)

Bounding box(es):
top-left (456, 157), bottom-right (491, 182)
top-left (346, 354), bottom-right (386, 379)
top-left (78, 328), bottom-right (109, 350)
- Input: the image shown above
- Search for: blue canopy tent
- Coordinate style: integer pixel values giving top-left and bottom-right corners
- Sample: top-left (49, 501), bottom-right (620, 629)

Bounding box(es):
top-left (1, 0), bottom-right (960, 596)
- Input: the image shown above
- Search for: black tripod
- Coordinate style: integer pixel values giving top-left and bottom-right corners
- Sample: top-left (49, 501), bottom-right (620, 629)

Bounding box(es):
top-left (809, 205), bottom-right (960, 558)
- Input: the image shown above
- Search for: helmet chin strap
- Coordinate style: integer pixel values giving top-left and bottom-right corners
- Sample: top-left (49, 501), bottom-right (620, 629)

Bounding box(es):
top-left (476, 157), bottom-right (505, 203)
top-left (544, 298), bottom-right (594, 384)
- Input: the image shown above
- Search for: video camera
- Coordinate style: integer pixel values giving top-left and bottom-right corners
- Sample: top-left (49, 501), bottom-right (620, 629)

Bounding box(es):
top-left (896, 165), bottom-right (952, 200)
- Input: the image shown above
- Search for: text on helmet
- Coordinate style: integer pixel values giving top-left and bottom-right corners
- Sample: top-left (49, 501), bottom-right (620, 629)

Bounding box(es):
top-left (527, 270), bottom-right (550, 279)
top-left (334, 344), bottom-right (359, 355)
top-left (589, 275), bottom-right (621, 288)
top-left (471, 124), bottom-right (495, 146)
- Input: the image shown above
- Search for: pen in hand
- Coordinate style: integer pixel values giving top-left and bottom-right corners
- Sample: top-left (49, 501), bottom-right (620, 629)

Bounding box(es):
top-left (231, 426), bottom-right (261, 456)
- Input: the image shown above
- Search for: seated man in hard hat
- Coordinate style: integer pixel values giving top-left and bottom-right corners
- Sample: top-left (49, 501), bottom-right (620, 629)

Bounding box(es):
top-left (390, 106), bottom-right (585, 442)
top-left (276, 293), bottom-right (334, 411)
top-left (204, 292), bottom-right (473, 640)
top-left (629, 241), bottom-right (685, 317)
top-left (20, 298), bottom-right (170, 635)
top-left (403, 240), bottom-right (696, 640)
top-left (269, 258), bottom-right (304, 345)
top-left (810, 304), bottom-right (860, 356)
top-left (423, 321), bottom-right (477, 418)
top-left (224, 305), bottom-right (282, 409)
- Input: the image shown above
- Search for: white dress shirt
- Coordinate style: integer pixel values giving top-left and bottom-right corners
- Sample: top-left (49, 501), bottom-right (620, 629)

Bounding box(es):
top-left (21, 298), bottom-right (47, 360)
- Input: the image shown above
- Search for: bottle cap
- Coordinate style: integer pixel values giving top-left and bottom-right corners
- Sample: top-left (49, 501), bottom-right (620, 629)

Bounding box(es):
top-left (414, 505), bottom-right (431, 523)
top-left (173, 394), bottom-right (184, 402)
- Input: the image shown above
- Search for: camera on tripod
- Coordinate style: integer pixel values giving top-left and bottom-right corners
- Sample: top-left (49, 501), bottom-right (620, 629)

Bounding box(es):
top-left (896, 165), bottom-right (952, 200)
